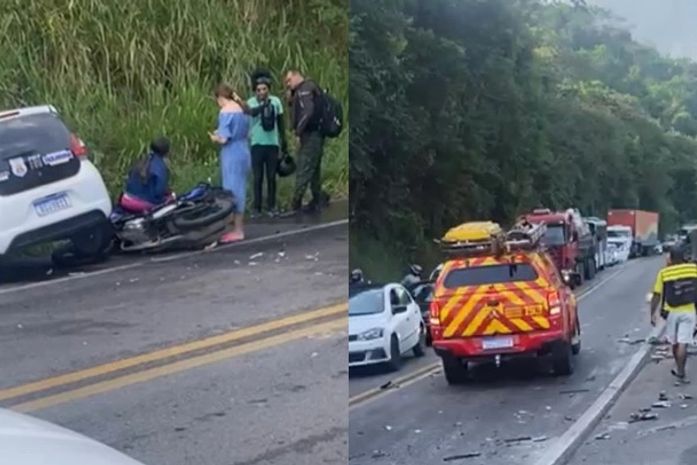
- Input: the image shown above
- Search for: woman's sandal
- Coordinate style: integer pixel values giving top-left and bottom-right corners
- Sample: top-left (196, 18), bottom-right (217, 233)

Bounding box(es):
top-left (220, 231), bottom-right (245, 244)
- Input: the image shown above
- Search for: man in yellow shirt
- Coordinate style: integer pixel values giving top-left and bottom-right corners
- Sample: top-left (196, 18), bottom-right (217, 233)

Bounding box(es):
top-left (651, 246), bottom-right (697, 382)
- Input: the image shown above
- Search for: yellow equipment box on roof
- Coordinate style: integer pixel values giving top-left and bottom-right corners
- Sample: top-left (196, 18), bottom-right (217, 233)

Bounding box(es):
top-left (441, 221), bottom-right (503, 243)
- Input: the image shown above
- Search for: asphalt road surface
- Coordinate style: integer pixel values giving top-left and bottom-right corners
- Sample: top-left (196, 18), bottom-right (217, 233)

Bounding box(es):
top-left (568, 327), bottom-right (697, 465)
top-left (0, 220), bottom-right (348, 465)
top-left (349, 257), bottom-right (663, 465)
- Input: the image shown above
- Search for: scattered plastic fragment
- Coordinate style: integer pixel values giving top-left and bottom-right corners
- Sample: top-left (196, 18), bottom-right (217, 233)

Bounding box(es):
top-left (652, 401), bottom-right (671, 408)
top-left (443, 452), bottom-right (482, 461)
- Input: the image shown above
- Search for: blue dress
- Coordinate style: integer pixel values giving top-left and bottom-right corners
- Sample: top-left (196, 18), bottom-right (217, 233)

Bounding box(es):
top-left (216, 111), bottom-right (251, 213)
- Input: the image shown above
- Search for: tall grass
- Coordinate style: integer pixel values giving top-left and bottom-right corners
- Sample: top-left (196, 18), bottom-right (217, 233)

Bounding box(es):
top-left (0, 0), bottom-right (348, 205)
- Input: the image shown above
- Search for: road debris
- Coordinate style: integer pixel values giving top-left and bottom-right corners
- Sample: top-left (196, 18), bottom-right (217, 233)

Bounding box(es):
top-left (380, 381), bottom-right (395, 390)
top-left (618, 337), bottom-right (645, 345)
top-left (384, 425), bottom-right (393, 431)
top-left (443, 452), bottom-right (482, 461)
top-left (560, 388), bottom-right (591, 395)
top-left (629, 411), bottom-right (659, 423)
top-left (651, 401), bottom-right (671, 408)
top-left (678, 393), bottom-right (693, 400)
top-left (249, 252), bottom-right (264, 260)
top-left (532, 436), bottom-right (548, 442)
top-left (305, 253), bottom-right (320, 261)
top-left (681, 404), bottom-right (689, 409)
top-left (371, 450), bottom-right (387, 459)
top-left (414, 429), bottom-right (422, 434)
top-left (504, 436), bottom-right (532, 444)
top-left (659, 391), bottom-right (669, 401)
top-left (16, 324), bottom-right (22, 329)
top-left (595, 433), bottom-right (611, 440)
top-left (248, 262), bottom-right (258, 266)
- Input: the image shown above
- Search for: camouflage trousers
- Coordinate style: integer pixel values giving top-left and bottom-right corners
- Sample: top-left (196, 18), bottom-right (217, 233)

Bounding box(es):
top-left (292, 131), bottom-right (325, 208)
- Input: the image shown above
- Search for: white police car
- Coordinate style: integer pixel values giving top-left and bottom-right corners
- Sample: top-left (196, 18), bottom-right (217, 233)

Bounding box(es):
top-left (0, 106), bottom-right (112, 259)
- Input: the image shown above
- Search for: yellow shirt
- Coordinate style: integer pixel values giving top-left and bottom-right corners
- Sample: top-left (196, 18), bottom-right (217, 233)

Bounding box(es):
top-left (653, 263), bottom-right (697, 313)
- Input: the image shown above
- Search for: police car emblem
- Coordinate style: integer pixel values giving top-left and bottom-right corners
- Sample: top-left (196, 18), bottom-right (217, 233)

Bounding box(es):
top-left (9, 158), bottom-right (28, 177)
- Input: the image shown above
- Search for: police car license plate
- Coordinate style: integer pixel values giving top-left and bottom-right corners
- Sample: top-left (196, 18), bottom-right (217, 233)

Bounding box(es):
top-left (34, 192), bottom-right (71, 217)
top-left (482, 336), bottom-right (514, 350)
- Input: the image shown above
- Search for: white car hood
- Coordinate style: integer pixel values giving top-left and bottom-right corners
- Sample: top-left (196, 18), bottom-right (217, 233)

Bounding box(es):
top-left (0, 408), bottom-right (144, 465)
top-left (349, 313), bottom-right (388, 335)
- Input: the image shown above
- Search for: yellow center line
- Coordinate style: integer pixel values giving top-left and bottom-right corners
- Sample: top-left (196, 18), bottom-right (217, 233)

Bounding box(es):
top-left (0, 303), bottom-right (346, 403)
top-left (349, 362), bottom-right (441, 408)
top-left (13, 317), bottom-right (347, 413)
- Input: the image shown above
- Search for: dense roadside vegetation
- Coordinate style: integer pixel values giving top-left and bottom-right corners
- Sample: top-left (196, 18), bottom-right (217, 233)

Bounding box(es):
top-left (350, 0), bottom-right (697, 278)
top-left (0, 0), bottom-right (348, 204)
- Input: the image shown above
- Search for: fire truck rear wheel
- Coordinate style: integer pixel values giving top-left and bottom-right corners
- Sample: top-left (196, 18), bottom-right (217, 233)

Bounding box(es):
top-left (571, 318), bottom-right (581, 355)
top-left (442, 355), bottom-right (469, 385)
top-left (552, 341), bottom-right (574, 376)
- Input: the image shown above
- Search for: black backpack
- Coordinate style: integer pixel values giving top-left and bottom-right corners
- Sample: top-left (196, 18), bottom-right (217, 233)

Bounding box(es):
top-left (664, 277), bottom-right (697, 307)
top-left (260, 100), bottom-right (276, 132)
top-left (315, 88), bottom-right (343, 138)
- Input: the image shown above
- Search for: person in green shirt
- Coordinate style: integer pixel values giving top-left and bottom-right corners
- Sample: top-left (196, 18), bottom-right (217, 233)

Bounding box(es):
top-left (245, 70), bottom-right (288, 217)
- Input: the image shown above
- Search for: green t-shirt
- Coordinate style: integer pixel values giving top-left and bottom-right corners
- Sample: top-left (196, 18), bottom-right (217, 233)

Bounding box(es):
top-left (247, 95), bottom-right (283, 147)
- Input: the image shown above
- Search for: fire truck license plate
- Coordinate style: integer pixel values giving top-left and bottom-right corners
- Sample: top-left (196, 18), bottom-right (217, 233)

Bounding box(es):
top-left (482, 336), bottom-right (514, 350)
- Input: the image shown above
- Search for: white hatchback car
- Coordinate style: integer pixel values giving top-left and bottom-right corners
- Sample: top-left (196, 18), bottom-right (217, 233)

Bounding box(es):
top-left (1, 408), bottom-right (145, 464)
top-left (0, 105), bottom-right (112, 258)
top-left (348, 283), bottom-right (426, 370)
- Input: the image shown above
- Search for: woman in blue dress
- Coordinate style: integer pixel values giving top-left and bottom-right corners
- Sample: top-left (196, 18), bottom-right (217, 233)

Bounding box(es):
top-left (209, 83), bottom-right (251, 243)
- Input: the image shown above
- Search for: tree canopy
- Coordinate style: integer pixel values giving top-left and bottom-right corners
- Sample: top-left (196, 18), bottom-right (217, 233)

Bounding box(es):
top-left (350, 0), bottom-right (697, 276)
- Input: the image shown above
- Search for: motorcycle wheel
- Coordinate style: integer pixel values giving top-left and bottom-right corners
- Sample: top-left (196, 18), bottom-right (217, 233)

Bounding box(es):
top-left (172, 195), bottom-right (235, 230)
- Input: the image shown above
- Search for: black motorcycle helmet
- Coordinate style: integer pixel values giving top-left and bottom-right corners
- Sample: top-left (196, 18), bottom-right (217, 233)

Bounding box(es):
top-left (350, 268), bottom-right (364, 284)
top-left (277, 153), bottom-right (297, 177)
top-left (409, 264), bottom-right (423, 277)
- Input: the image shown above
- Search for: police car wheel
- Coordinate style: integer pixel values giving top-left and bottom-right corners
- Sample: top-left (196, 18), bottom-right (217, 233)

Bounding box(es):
top-left (413, 325), bottom-right (426, 357)
top-left (386, 335), bottom-right (403, 372)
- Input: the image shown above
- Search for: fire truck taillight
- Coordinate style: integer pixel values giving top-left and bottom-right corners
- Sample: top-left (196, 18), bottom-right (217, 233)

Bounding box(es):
top-left (429, 300), bottom-right (441, 326)
top-left (548, 290), bottom-right (562, 315)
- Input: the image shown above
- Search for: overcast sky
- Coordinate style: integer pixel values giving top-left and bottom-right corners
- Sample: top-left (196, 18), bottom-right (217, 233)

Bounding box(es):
top-left (588, 0), bottom-right (697, 60)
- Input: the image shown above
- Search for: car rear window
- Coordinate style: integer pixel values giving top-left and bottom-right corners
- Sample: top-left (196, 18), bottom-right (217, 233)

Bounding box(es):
top-left (0, 113), bottom-right (71, 161)
top-left (443, 263), bottom-right (538, 288)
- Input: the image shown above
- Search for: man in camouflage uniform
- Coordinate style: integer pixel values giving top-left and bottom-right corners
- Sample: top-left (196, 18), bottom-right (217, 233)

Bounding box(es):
top-left (284, 69), bottom-right (326, 213)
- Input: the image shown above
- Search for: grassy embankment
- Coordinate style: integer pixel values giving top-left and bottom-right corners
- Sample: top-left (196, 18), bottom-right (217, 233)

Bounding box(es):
top-left (0, 0), bottom-right (348, 207)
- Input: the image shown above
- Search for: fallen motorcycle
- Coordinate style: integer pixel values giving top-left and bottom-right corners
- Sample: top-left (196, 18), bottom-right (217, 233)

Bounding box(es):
top-left (109, 183), bottom-right (235, 253)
